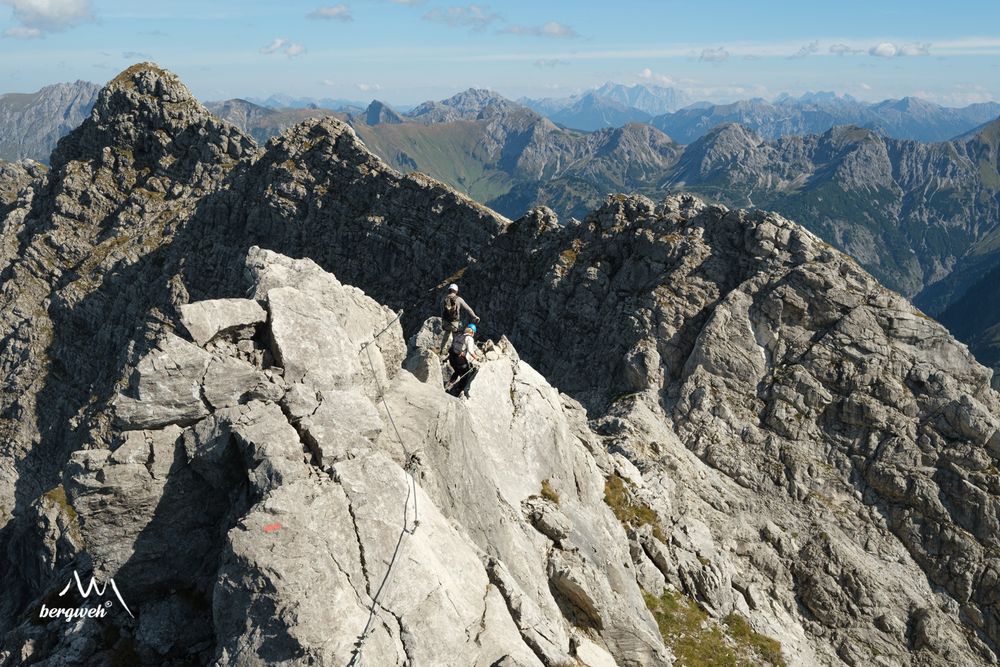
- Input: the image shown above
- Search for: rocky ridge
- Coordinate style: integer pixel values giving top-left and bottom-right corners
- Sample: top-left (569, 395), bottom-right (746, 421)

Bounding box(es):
top-left (1, 63), bottom-right (1000, 666)
top-left (1, 247), bottom-right (678, 666)
top-left (188, 86), bottom-right (1000, 350)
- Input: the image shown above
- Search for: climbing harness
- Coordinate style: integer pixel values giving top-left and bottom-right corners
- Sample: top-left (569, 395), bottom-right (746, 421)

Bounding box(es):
top-left (348, 309), bottom-right (420, 667)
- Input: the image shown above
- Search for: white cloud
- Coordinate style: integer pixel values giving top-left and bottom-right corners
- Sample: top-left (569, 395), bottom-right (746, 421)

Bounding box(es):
top-left (638, 67), bottom-right (676, 85)
top-left (308, 4), bottom-right (352, 21)
top-left (449, 37), bottom-right (990, 65)
top-left (911, 84), bottom-right (997, 106)
top-left (868, 41), bottom-right (930, 58)
top-left (829, 43), bottom-right (863, 56)
top-left (2, 25), bottom-right (40, 37)
top-left (422, 4), bottom-right (500, 30)
top-left (869, 42), bottom-right (897, 57)
top-left (356, 82), bottom-right (382, 91)
top-left (502, 21), bottom-right (578, 39)
top-left (789, 40), bottom-right (819, 59)
top-left (898, 42), bottom-right (930, 56)
top-left (859, 82), bottom-right (872, 90)
top-left (932, 37), bottom-right (1000, 55)
top-left (1, 0), bottom-right (93, 35)
top-left (260, 37), bottom-right (287, 54)
top-left (699, 47), bottom-right (729, 62)
top-left (534, 58), bottom-right (568, 67)
top-left (260, 37), bottom-right (305, 57)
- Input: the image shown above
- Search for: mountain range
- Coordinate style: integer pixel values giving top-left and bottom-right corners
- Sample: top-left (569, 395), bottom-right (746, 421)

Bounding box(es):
top-left (521, 85), bottom-right (1000, 140)
top-left (4, 79), bottom-right (1000, 386)
top-left (520, 82), bottom-right (687, 131)
top-left (3, 61), bottom-right (1000, 666)
top-left (5, 79), bottom-right (998, 164)
top-left (650, 94), bottom-right (1000, 143)
top-left (243, 92), bottom-right (368, 113)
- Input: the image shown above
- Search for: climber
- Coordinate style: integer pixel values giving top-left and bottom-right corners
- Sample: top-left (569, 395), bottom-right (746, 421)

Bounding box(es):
top-left (439, 283), bottom-right (480, 356)
top-left (445, 323), bottom-right (482, 397)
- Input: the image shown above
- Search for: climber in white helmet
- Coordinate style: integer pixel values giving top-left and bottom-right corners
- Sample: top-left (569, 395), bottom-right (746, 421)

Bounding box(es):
top-left (439, 282), bottom-right (480, 356)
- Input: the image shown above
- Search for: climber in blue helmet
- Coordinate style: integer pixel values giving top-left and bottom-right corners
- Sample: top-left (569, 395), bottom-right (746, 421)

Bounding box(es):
top-left (445, 322), bottom-right (482, 398)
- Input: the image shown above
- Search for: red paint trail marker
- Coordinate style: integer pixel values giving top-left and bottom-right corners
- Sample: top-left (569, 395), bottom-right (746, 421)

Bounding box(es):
top-left (263, 522), bottom-right (282, 534)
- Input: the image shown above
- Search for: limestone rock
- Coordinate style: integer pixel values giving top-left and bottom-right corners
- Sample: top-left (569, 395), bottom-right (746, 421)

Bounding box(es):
top-left (248, 246), bottom-right (406, 399)
top-left (114, 333), bottom-right (212, 429)
top-left (179, 298), bottom-right (266, 347)
top-left (298, 389), bottom-right (382, 466)
top-left (202, 355), bottom-right (278, 409)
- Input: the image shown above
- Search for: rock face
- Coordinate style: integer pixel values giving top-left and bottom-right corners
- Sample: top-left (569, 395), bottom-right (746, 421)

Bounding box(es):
top-left (361, 100), bottom-right (406, 125)
top-left (0, 81), bottom-right (100, 163)
top-left (2, 63), bottom-right (1000, 667)
top-left (1, 247), bottom-right (671, 666)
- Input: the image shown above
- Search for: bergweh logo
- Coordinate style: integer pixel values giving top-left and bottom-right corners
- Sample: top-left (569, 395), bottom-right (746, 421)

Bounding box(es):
top-left (37, 571), bottom-right (134, 622)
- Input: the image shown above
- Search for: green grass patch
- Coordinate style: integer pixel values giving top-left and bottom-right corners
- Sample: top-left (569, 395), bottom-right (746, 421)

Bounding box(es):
top-left (43, 485), bottom-right (78, 523)
top-left (723, 613), bottom-right (786, 666)
top-left (354, 120), bottom-right (516, 203)
top-left (603, 474), bottom-right (665, 542)
top-left (979, 157), bottom-right (1000, 191)
top-left (42, 484), bottom-right (83, 546)
top-left (644, 590), bottom-right (786, 667)
top-left (558, 248), bottom-right (578, 267)
top-left (540, 479), bottom-right (560, 505)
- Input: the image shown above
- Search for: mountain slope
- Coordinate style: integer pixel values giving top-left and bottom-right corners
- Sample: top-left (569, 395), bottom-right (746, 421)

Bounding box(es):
top-left (205, 98), bottom-right (345, 144)
top-left (349, 113), bottom-right (680, 214)
top-left (546, 92), bottom-right (652, 131)
top-left (924, 119), bottom-right (1000, 379)
top-left (670, 123), bottom-right (1000, 301)
top-left (0, 81), bottom-right (100, 163)
top-left (345, 112), bottom-right (1000, 306)
top-left (2, 63), bottom-right (1000, 666)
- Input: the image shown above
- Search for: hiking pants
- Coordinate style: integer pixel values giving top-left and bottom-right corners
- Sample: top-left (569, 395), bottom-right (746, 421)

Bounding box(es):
top-left (440, 319), bottom-right (461, 354)
top-left (447, 351), bottom-right (475, 396)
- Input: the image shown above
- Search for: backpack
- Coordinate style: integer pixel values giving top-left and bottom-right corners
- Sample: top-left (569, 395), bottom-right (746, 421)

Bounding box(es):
top-left (442, 293), bottom-right (460, 322)
top-left (450, 333), bottom-right (468, 358)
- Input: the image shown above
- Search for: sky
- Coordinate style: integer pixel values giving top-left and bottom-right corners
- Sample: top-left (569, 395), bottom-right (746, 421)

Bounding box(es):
top-left (1, 0), bottom-right (999, 107)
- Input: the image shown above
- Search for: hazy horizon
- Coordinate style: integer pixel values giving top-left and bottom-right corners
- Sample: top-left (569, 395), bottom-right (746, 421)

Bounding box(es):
top-left (8, 73), bottom-right (1000, 113)
top-left (1, 0), bottom-right (998, 107)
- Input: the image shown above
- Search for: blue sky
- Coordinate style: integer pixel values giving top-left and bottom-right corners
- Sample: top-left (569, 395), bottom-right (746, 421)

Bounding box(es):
top-left (1, 0), bottom-right (998, 106)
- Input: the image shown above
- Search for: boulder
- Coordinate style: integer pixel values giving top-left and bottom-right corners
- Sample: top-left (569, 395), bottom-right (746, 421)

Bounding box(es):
top-left (179, 298), bottom-right (266, 347)
top-left (114, 334), bottom-right (212, 429)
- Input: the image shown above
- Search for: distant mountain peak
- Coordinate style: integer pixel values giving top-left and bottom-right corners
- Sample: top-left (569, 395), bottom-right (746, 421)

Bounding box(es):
top-left (407, 87), bottom-right (523, 123)
top-left (363, 99), bottom-right (405, 125)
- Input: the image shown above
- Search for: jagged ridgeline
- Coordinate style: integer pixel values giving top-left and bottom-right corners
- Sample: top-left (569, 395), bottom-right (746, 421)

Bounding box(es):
top-left (1, 63), bottom-right (1000, 666)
